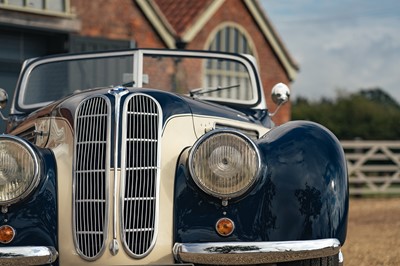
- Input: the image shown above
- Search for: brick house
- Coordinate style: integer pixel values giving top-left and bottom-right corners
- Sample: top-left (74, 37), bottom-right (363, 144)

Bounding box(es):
top-left (0, 0), bottom-right (298, 126)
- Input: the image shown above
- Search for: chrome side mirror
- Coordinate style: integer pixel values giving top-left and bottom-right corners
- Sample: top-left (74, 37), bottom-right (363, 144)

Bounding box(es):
top-left (269, 83), bottom-right (290, 117)
top-left (0, 88), bottom-right (8, 121)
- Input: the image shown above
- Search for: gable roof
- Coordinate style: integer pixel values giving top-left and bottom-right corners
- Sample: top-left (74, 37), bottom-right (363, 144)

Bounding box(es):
top-left (243, 0), bottom-right (299, 80)
top-left (136, 0), bottom-right (299, 81)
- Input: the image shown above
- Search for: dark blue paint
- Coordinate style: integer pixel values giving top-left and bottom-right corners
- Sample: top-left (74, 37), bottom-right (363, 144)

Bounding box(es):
top-left (122, 88), bottom-right (261, 125)
top-left (0, 145), bottom-right (58, 255)
top-left (9, 87), bottom-right (268, 136)
top-left (179, 96), bottom-right (262, 124)
top-left (174, 120), bottom-right (348, 245)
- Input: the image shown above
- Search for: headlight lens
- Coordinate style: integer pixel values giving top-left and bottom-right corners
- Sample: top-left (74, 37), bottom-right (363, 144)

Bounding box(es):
top-left (0, 136), bottom-right (39, 204)
top-left (189, 130), bottom-right (260, 199)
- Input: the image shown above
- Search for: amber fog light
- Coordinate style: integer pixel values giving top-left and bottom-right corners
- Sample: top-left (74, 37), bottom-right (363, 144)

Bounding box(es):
top-left (0, 225), bottom-right (15, 244)
top-left (216, 218), bottom-right (234, 237)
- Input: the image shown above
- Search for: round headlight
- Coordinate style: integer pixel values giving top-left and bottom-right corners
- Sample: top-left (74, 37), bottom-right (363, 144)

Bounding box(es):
top-left (189, 130), bottom-right (260, 199)
top-left (0, 136), bottom-right (40, 205)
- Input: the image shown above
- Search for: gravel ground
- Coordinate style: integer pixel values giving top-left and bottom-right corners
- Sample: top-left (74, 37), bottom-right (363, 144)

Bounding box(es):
top-left (342, 198), bottom-right (400, 266)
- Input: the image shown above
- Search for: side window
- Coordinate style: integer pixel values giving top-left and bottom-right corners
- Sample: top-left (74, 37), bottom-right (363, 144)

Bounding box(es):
top-left (205, 24), bottom-right (255, 100)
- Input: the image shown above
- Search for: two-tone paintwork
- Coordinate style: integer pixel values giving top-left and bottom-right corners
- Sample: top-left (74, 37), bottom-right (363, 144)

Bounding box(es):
top-left (2, 88), bottom-right (272, 265)
top-left (0, 49), bottom-right (348, 265)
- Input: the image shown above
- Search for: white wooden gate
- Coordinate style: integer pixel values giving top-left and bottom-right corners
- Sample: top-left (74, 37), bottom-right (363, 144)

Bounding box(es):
top-left (341, 141), bottom-right (400, 195)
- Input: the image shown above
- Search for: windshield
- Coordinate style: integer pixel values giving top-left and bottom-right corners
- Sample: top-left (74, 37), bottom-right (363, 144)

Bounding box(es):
top-left (16, 50), bottom-right (261, 111)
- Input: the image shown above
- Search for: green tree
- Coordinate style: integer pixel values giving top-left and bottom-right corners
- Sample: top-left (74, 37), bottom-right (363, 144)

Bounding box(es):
top-left (292, 88), bottom-right (400, 140)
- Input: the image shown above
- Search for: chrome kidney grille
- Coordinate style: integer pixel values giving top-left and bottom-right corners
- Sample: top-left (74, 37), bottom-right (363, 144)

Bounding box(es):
top-left (73, 93), bottom-right (161, 260)
top-left (121, 94), bottom-right (161, 258)
top-left (73, 96), bottom-right (111, 260)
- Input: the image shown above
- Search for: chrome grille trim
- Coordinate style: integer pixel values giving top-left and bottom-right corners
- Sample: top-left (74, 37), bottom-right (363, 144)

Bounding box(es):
top-left (73, 96), bottom-right (111, 261)
top-left (120, 94), bottom-right (162, 258)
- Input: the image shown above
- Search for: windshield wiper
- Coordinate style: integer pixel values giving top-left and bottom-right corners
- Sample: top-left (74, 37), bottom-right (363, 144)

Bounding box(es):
top-left (189, 84), bottom-right (240, 97)
top-left (121, 81), bottom-right (135, 87)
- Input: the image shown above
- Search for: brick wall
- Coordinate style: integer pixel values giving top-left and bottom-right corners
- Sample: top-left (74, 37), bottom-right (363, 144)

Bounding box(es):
top-left (70, 0), bottom-right (166, 48)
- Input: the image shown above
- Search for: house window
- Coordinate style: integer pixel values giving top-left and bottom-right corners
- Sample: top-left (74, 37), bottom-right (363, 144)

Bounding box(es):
top-left (208, 25), bottom-right (254, 55)
top-left (0, 0), bottom-right (69, 15)
top-left (205, 24), bottom-right (256, 100)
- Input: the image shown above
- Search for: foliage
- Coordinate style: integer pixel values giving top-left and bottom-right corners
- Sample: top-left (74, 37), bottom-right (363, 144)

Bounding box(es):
top-left (291, 88), bottom-right (400, 140)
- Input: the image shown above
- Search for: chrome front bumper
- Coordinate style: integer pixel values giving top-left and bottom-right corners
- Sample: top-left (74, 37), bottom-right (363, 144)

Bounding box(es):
top-left (173, 238), bottom-right (341, 265)
top-left (0, 246), bottom-right (58, 265)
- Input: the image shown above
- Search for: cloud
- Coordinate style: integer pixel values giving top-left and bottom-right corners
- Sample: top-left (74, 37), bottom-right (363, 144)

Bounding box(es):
top-left (261, 0), bottom-right (400, 102)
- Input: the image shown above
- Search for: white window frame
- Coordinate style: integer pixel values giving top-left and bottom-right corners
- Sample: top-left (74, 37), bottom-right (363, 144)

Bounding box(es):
top-left (0, 0), bottom-right (71, 17)
top-left (204, 23), bottom-right (258, 101)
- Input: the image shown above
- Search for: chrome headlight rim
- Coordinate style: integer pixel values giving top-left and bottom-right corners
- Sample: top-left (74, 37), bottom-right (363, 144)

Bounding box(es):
top-left (188, 129), bottom-right (261, 200)
top-left (0, 135), bottom-right (41, 206)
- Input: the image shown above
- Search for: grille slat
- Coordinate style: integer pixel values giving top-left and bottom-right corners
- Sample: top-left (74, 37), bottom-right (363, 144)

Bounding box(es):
top-left (121, 94), bottom-right (161, 258)
top-left (73, 96), bottom-right (110, 260)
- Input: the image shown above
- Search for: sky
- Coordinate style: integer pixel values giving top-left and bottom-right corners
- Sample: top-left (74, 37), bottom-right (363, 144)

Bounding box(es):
top-left (260, 0), bottom-right (400, 103)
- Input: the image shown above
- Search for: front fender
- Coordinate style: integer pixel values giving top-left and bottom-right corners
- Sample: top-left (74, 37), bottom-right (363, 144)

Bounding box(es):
top-left (174, 121), bottom-right (348, 245)
top-left (0, 143), bottom-right (58, 248)
top-left (256, 121), bottom-right (348, 244)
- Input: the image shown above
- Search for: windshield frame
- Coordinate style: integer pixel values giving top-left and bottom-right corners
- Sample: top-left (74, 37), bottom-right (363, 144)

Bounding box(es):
top-left (12, 49), bottom-right (265, 114)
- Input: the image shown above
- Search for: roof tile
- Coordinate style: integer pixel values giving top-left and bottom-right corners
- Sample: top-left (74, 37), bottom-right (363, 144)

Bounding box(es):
top-left (153, 0), bottom-right (213, 36)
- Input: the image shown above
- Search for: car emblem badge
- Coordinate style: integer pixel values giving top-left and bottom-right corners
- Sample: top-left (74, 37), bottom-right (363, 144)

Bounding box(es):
top-left (109, 86), bottom-right (129, 96)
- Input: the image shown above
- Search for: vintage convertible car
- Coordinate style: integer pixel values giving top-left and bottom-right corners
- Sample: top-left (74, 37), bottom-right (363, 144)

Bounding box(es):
top-left (0, 49), bottom-right (348, 265)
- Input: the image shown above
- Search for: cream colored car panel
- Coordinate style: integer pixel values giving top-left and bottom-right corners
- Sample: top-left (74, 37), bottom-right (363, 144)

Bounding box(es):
top-left (53, 115), bottom-right (196, 265)
top-left (48, 113), bottom-right (268, 265)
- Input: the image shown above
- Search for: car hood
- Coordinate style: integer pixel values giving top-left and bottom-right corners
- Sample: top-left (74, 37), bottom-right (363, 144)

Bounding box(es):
top-left (9, 87), bottom-right (259, 132)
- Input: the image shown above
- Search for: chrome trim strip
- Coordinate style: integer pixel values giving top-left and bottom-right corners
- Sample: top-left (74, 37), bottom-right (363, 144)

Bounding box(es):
top-left (173, 238), bottom-right (341, 265)
top-left (0, 246), bottom-right (58, 265)
top-left (133, 50), bottom-right (144, 87)
top-left (108, 87), bottom-right (129, 255)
